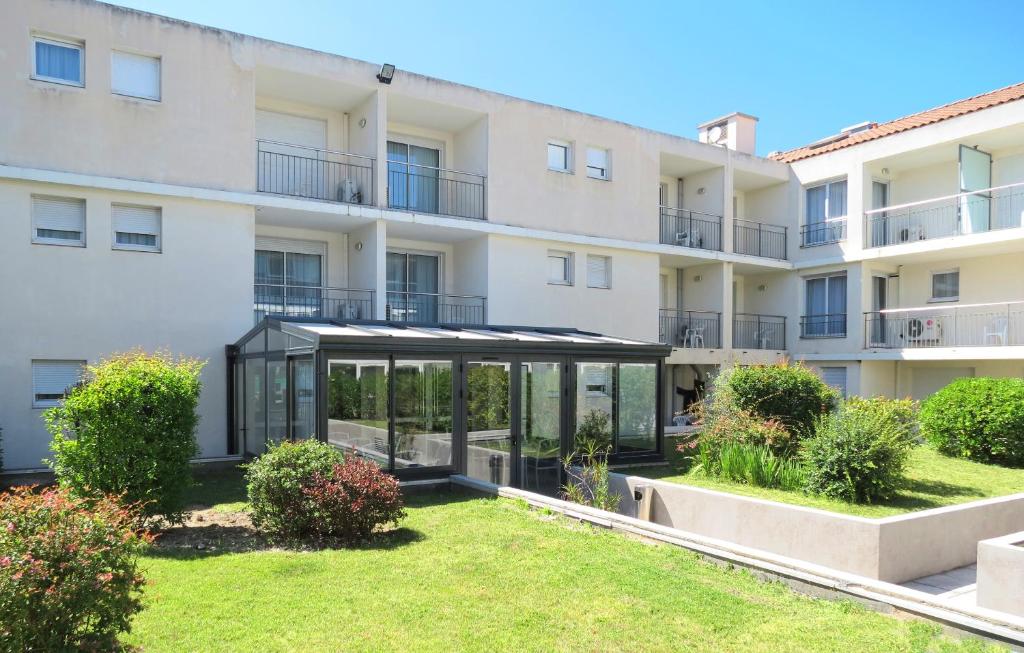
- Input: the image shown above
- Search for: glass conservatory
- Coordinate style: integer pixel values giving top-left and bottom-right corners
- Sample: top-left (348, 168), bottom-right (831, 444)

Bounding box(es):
top-left (228, 318), bottom-right (669, 496)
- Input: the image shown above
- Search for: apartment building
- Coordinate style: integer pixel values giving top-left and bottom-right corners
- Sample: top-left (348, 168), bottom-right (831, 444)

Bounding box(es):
top-left (1, 0), bottom-right (1022, 478)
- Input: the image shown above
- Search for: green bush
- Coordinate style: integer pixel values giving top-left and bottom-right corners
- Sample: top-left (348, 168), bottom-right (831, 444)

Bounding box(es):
top-left (691, 406), bottom-right (796, 458)
top-left (803, 399), bottom-right (915, 503)
top-left (246, 439), bottom-right (345, 538)
top-left (562, 440), bottom-right (620, 513)
top-left (46, 351), bottom-right (203, 525)
top-left (696, 440), bottom-right (805, 491)
top-left (574, 409), bottom-right (613, 450)
top-left (715, 364), bottom-right (839, 439)
top-left (920, 377), bottom-right (1024, 466)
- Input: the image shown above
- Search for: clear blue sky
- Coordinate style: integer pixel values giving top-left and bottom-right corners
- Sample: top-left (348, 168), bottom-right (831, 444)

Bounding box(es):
top-left (112, 0), bottom-right (1024, 156)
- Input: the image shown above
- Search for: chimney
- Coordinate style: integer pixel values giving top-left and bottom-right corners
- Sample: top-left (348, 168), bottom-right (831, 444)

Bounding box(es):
top-left (697, 112), bottom-right (758, 155)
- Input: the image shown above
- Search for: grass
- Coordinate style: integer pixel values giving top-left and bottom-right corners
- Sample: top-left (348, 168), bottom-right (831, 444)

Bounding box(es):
top-left (124, 470), bottom-right (1001, 652)
top-left (622, 443), bottom-right (1024, 518)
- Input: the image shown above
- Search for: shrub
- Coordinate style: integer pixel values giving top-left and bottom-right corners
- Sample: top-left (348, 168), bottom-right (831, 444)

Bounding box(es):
top-left (0, 486), bottom-right (150, 651)
top-left (562, 440), bottom-right (620, 513)
top-left (920, 377), bottom-right (1024, 466)
top-left (246, 439), bottom-right (345, 539)
top-left (303, 458), bottom-right (406, 544)
top-left (574, 409), bottom-right (613, 450)
top-left (696, 441), bottom-right (805, 491)
top-left (715, 364), bottom-right (839, 438)
top-left (803, 400), bottom-right (915, 503)
top-left (845, 396), bottom-right (918, 442)
top-left (691, 406), bottom-right (796, 458)
top-left (46, 351), bottom-right (204, 525)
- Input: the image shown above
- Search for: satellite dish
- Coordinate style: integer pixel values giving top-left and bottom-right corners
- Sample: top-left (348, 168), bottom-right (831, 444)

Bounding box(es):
top-left (707, 123), bottom-right (728, 146)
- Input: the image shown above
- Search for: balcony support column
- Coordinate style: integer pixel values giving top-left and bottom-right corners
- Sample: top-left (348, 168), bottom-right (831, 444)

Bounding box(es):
top-left (722, 156), bottom-right (735, 254)
top-left (721, 261), bottom-right (734, 350)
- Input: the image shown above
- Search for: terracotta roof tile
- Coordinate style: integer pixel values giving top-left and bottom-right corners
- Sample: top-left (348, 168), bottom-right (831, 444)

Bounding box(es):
top-left (769, 82), bottom-right (1024, 163)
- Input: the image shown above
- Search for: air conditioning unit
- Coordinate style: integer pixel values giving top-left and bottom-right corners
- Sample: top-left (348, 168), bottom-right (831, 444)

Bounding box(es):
top-left (339, 178), bottom-right (361, 204)
top-left (906, 317), bottom-right (941, 342)
top-left (898, 225), bottom-right (925, 243)
top-left (676, 231), bottom-right (702, 247)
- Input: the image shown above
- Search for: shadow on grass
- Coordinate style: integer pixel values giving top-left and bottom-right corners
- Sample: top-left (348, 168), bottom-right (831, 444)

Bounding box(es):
top-left (881, 477), bottom-right (987, 513)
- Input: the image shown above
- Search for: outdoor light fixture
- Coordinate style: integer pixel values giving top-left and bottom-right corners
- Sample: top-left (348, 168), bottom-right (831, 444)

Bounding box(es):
top-left (377, 63), bottom-right (395, 84)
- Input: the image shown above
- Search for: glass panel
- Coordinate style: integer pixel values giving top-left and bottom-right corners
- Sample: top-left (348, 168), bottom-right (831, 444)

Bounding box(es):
top-left (520, 362), bottom-right (561, 495)
top-left (408, 145), bottom-right (441, 214)
top-left (35, 40), bottom-right (81, 83)
top-left (827, 180), bottom-right (847, 218)
top-left (575, 362), bottom-right (615, 451)
top-left (327, 360), bottom-right (390, 467)
top-left (465, 362), bottom-right (512, 485)
top-left (244, 357), bottom-right (266, 456)
top-left (291, 358), bottom-right (316, 440)
top-left (286, 252), bottom-right (322, 315)
top-left (387, 141), bottom-right (409, 210)
top-left (407, 254), bottom-right (439, 322)
top-left (233, 360), bottom-right (244, 454)
top-left (267, 358), bottom-right (288, 444)
top-left (255, 250), bottom-right (284, 318)
top-left (386, 252), bottom-right (409, 320)
top-left (547, 143), bottom-right (567, 170)
top-left (959, 145), bottom-right (992, 234)
top-left (393, 360), bottom-right (453, 469)
top-left (806, 185), bottom-right (826, 224)
top-left (617, 364), bottom-right (657, 453)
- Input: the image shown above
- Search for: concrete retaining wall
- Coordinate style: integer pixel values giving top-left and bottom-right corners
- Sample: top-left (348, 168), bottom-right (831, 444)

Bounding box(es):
top-left (977, 531), bottom-right (1024, 617)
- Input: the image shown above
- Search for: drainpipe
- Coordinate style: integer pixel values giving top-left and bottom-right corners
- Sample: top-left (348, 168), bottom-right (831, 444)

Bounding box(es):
top-left (633, 484), bottom-right (654, 521)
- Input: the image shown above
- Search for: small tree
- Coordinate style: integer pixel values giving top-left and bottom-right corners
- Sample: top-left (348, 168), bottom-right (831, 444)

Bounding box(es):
top-left (46, 351), bottom-right (204, 524)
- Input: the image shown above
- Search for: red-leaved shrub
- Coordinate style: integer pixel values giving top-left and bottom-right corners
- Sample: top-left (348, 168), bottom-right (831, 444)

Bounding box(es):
top-left (0, 486), bottom-right (151, 651)
top-left (303, 458), bottom-right (406, 544)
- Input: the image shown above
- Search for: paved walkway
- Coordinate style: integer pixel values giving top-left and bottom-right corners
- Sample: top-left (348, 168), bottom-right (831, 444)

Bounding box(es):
top-left (902, 564), bottom-right (978, 610)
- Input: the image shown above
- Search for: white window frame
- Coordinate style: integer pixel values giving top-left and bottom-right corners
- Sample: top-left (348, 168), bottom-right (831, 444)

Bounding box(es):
top-left (110, 50), bottom-right (161, 101)
top-left (31, 34), bottom-right (85, 87)
top-left (930, 268), bottom-right (960, 303)
top-left (586, 254), bottom-right (611, 289)
top-left (586, 147), bottom-right (610, 181)
top-left (32, 359), bottom-right (85, 408)
top-left (803, 177), bottom-right (848, 246)
top-left (31, 195), bottom-right (86, 247)
top-left (547, 139), bottom-right (572, 173)
top-left (111, 204), bottom-right (162, 253)
top-left (547, 250), bottom-right (574, 286)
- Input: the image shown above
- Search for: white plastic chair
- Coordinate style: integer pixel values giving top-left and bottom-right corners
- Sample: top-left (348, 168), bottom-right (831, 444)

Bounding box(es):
top-left (683, 326), bottom-right (705, 348)
top-left (984, 316), bottom-right (1009, 345)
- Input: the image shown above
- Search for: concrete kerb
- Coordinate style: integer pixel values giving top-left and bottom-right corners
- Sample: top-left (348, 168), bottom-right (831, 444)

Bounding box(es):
top-left (450, 475), bottom-right (1024, 651)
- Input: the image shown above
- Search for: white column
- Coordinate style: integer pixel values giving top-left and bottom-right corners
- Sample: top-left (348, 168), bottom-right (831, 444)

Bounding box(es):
top-left (722, 155), bottom-right (735, 254)
top-left (721, 261), bottom-right (734, 349)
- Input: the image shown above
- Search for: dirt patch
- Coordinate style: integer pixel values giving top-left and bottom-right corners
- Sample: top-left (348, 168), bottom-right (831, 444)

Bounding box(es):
top-left (153, 507), bottom-right (277, 553)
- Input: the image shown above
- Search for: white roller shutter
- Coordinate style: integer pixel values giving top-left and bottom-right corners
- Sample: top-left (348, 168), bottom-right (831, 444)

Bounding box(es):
top-left (32, 196), bottom-right (85, 245)
top-left (821, 367), bottom-right (848, 398)
top-left (112, 204), bottom-right (161, 251)
top-left (32, 360), bottom-right (85, 407)
top-left (586, 255), bottom-right (610, 289)
top-left (255, 110), bottom-right (327, 150)
top-left (254, 237), bottom-right (326, 257)
top-left (111, 51), bottom-right (161, 100)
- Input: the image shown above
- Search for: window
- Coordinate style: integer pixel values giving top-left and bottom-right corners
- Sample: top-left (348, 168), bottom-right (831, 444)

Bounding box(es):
top-left (586, 255), bottom-right (611, 289)
top-left (821, 367), bottom-right (848, 398)
top-left (586, 147), bottom-right (610, 180)
top-left (547, 140), bottom-right (571, 172)
top-left (804, 179), bottom-right (847, 246)
top-left (32, 195), bottom-right (85, 246)
top-left (32, 360), bottom-right (84, 408)
top-left (803, 273), bottom-right (847, 337)
top-left (112, 204), bottom-right (161, 252)
top-left (33, 36), bottom-right (84, 86)
top-left (575, 361), bottom-right (658, 455)
top-left (931, 269), bottom-right (959, 302)
top-left (547, 250), bottom-right (573, 285)
top-left (111, 51), bottom-right (161, 100)
top-left (255, 238), bottom-right (326, 318)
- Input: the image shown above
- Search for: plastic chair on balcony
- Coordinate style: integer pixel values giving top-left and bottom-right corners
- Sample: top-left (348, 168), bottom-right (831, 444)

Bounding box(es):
top-left (984, 316), bottom-right (1009, 345)
top-left (683, 325), bottom-right (705, 348)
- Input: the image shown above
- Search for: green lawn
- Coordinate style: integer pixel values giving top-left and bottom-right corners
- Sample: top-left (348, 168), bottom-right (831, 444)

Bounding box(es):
top-left (125, 471), bottom-right (1000, 652)
top-left (621, 443), bottom-right (1024, 518)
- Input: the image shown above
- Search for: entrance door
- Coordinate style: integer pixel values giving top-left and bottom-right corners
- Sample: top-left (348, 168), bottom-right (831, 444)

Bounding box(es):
top-left (388, 140), bottom-right (441, 214)
top-left (870, 275), bottom-right (888, 346)
top-left (289, 356), bottom-right (316, 440)
top-left (519, 361), bottom-right (562, 495)
top-left (386, 251), bottom-right (440, 322)
top-left (959, 144), bottom-right (992, 234)
top-left (465, 361), bottom-right (513, 485)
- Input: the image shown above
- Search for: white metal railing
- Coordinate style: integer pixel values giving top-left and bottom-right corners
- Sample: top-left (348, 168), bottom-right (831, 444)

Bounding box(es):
top-left (864, 182), bottom-right (1024, 248)
top-left (256, 139), bottom-right (375, 204)
top-left (864, 301), bottom-right (1024, 348)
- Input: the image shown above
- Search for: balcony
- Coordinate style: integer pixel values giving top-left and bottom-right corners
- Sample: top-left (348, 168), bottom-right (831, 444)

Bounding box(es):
top-left (733, 219), bottom-right (788, 259)
top-left (800, 218), bottom-right (847, 247)
top-left (658, 309), bottom-right (722, 348)
top-left (385, 291), bottom-right (487, 325)
top-left (387, 162), bottom-right (486, 220)
top-left (256, 140), bottom-right (374, 204)
top-left (864, 182), bottom-right (1024, 248)
top-left (658, 207), bottom-right (723, 252)
top-left (800, 313), bottom-right (847, 338)
top-left (254, 285), bottom-right (375, 324)
top-left (733, 313), bottom-right (786, 349)
top-left (864, 302), bottom-right (1024, 349)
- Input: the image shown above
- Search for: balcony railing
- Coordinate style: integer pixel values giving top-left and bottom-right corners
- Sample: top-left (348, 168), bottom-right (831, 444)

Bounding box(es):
top-left (387, 162), bottom-right (486, 220)
top-left (800, 313), bottom-right (847, 338)
top-left (864, 182), bottom-right (1024, 248)
top-left (256, 140), bottom-right (374, 205)
top-left (658, 309), bottom-right (722, 348)
top-left (733, 313), bottom-right (786, 349)
top-left (800, 218), bottom-right (847, 247)
top-left (658, 207), bottom-right (723, 252)
top-left (385, 291), bottom-right (487, 325)
top-left (733, 219), bottom-right (788, 259)
top-left (864, 302), bottom-right (1024, 349)
top-left (254, 284), bottom-right (374, 324)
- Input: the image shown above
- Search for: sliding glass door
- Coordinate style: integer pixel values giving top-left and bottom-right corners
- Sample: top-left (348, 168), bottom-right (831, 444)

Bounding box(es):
top-left (388, 141), bottom-right (440, 214)
top-left (465, 361), bottom-right (513, 485)
top-left (386, 251), bottom-right (440, 322)
top-left (519, 361), bottom-right (562, 495)
top-left (255, 249), bottom-right (323, 318)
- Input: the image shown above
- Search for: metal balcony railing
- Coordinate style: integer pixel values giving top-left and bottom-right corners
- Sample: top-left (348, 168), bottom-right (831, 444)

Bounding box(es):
top-left (658, 207), bottom-right (723, 252)
top-left (733, 313), bottom-right (786, 349)
top-left (658, 309), bottom-right (722, 348)
top-left (800, 313), bottom-right (847, 338)
top-left (256, 140), bottom-right (374, 205)
top-left (864, 182), bottom-right (1024, 248)
top-left (385, 291), bottom-right (487, 325)
top-left (387, 162), bottom-right (486, 220)
top-left (864, 302), bottom-right (1024, 349)
top-left (800, 218), bottom-right (847, 247)
top-left (254, 285), bottom-right (375, 325)
top-left (733, 219), bottom-right (788, 259)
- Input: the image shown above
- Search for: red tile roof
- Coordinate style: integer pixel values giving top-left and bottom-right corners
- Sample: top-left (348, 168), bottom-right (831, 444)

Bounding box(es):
top-left (769, 82), bottom-right (1024, 163)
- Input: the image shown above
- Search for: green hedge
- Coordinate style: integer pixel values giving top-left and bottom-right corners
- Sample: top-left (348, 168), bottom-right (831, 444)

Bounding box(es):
top-left (716, 364), bottom-right (839, 438)
top-left (920, 377), bottom-right (1024, 466)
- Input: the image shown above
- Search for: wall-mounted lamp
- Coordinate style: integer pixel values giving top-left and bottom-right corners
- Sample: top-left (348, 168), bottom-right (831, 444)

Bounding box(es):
top-left (697, 187), bottom-right (706, 195)
top-left (757, 284), bottom-right (767, 292)
top-left (377, 63), bottom-right (395, 85)
top-left (354, 241), bottom-right (364, 251)
top-left (881, 167), bottom-right (889, 175)
top-left (693, 274), bottom-right (703, 282)
top-left (358, 117), bottom-right (367, 128)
